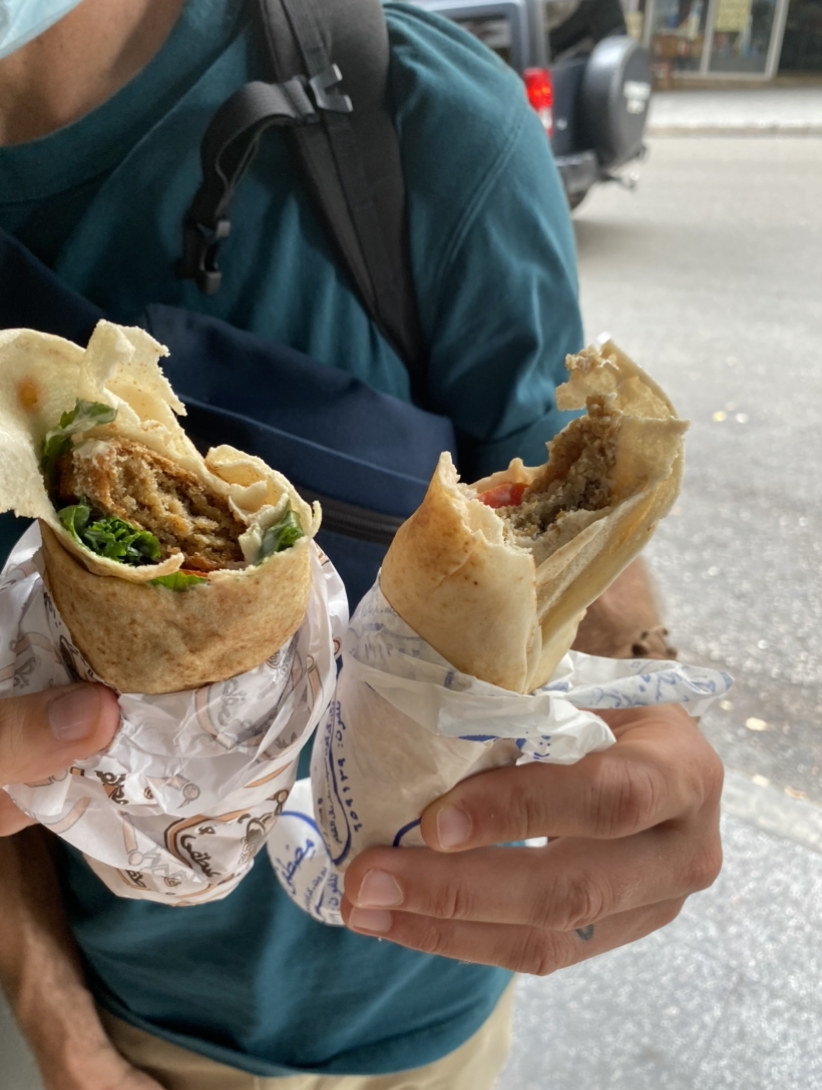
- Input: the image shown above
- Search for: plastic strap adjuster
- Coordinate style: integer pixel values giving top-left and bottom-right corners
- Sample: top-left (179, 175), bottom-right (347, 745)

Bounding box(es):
top-left (308, 65), bottom-right (352, 113)
top-left (177, 215), bottom-right (231, 296)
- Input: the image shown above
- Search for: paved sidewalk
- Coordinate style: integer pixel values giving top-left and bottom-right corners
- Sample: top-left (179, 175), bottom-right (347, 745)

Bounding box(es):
top-left (647, 84), bottom-right (822, 136)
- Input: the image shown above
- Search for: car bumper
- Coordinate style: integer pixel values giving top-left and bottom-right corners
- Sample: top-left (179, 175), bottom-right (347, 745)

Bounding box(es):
top-left (553, 150), bottom-right (601, 197)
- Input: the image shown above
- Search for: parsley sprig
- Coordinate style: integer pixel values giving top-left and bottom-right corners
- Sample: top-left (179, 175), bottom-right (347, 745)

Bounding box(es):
top-left (58, 503), bottom-right (162, 566)
top-left (259, 506), bottom-right (304, 560)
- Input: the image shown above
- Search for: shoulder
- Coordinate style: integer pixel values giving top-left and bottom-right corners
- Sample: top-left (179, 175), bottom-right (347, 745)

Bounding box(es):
top-left (383, 3), bottom-right (569, 282)
top-left (384, 2), bottom-right (531, 155)
top-left (384, 2), bottom-right (524, 93)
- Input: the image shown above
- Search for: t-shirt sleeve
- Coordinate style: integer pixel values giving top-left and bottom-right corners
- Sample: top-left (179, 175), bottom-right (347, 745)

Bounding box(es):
top-left (386, 4), bottom-right (584, 480)
top-left (424, 106), bottom-right (584, 480)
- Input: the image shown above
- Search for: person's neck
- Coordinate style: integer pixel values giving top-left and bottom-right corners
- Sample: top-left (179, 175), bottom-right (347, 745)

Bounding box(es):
top-left (0, 0), bottom-right (188, 145)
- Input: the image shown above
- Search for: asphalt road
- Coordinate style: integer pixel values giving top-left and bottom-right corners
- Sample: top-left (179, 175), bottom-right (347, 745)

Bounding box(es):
top-left (572, 135), bottom-right (822, 806)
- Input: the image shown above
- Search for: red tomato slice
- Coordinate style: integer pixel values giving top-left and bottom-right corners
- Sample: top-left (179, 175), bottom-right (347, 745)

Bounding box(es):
top-left (477, 481), bottom-right (527, 509)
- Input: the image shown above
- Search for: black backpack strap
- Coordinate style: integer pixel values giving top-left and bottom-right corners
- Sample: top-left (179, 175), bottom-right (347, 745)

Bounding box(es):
top-left (177, 74), bottom-right (329, 295)
top-left (177, 0), bottom-right (427, 400)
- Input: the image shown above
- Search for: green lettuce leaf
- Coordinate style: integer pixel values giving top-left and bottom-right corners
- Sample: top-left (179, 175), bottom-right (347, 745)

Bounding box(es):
top-left (58, 503), bottom-right (162, 566)
top-left (259, 506), bottom-right (304, 561)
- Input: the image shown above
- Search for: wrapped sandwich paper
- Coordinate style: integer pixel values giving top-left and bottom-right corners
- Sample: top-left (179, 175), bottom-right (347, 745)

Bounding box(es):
top-left (0, 321), bottom-right (345, 904)
top-left (266, 343), bottom-right (732, 924)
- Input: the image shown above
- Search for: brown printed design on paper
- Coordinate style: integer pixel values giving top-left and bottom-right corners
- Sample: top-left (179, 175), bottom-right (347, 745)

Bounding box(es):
top-left (104, 791), bottom-right (293, 901)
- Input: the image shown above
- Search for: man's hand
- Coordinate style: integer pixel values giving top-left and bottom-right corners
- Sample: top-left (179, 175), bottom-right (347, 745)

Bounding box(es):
top-left (0, 685), bottom-right (120, 834)
top-left (341, 704), bottom-right (723, 974)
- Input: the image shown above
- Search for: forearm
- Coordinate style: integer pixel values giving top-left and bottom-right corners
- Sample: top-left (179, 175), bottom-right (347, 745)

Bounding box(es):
top-left (572, 556), bottom-right (677, 660)
top-left (0, 828), bottom-right (112, 1079)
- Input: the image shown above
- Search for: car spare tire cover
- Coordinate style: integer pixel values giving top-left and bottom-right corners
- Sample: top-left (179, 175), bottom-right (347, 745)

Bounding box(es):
top-left (579, 35), bottom-right (652, 170)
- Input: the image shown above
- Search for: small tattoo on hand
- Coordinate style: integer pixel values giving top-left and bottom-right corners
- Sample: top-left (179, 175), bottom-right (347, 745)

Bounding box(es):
top-left (575, 925), bottom-right (595, 942)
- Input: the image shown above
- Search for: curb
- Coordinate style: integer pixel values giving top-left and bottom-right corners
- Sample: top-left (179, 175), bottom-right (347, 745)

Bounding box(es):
top-left (647, 121), bottom-right (822, 137)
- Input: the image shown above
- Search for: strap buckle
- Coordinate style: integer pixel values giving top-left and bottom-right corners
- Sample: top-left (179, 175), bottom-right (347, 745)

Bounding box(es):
top-left (308, 65), bottom-right (352, 113)
top-left (176, 66), bottom-right (350, 295)
top-left (176, 215), bottom-right (231, 296)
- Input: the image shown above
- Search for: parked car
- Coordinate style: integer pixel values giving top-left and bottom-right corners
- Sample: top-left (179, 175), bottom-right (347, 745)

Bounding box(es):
top-left (409, 0), bottom-right (653, 209)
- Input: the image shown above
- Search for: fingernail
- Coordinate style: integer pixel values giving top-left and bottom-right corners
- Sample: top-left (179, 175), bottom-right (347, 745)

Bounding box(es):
top-left (48, 687), bottom-right (102, 743)
top-left (357, 870), bottom-right (404, 908)
top-left (436, 805), bottom-right (472, 850)
top-left (348, 908), bottom-right (393, 934)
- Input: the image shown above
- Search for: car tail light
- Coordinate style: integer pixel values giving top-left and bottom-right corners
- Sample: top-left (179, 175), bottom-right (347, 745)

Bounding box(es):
top-left (523, 67), bottom-right (554, 138)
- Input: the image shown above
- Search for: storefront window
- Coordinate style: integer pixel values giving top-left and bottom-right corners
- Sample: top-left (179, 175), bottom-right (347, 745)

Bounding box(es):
top-left (541, 0), bottom-right (809, 78)
top-left (779, 0), bottom-right (822, 71)
top-left (709, 0), bottom-right (779, 72)
top-left (647, 0), bottom-right (791, 77)
top-left (651, 1), bottom-right (710, 73)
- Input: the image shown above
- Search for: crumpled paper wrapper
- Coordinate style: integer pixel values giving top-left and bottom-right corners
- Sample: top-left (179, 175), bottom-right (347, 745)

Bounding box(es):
top-left (1, 526), bottom-right (346, 906)
top-left (267, 582), bottom-right (733, 925)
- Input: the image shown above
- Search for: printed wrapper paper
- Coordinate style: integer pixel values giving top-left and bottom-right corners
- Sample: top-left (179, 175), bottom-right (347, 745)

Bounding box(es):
top-left (1, 526), bottom-right (346, 906)
top-left (267, 582), bottom-right (733, 926)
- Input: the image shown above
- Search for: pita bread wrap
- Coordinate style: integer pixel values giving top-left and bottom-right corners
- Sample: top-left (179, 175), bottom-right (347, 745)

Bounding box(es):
top-left (0, 320), bottom-right (319, 693)
top-left (380, 341), bottom-right (688, 692)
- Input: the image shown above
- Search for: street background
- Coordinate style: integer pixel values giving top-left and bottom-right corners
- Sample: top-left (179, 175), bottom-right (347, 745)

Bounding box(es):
top-left (2, 87), bottom-right (821, 1089)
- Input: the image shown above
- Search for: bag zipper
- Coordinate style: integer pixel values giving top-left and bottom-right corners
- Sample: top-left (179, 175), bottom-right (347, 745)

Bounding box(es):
top-left (296, 488), bottom-right (406, 545)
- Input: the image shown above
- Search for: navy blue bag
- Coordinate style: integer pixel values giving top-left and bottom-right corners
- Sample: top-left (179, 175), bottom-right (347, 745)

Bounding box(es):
top-left (0, 230), bottom-right (456, 607)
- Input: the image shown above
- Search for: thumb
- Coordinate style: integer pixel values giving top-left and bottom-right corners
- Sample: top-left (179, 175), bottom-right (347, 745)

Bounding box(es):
top-left (0, 684), bottom-right (121, 787)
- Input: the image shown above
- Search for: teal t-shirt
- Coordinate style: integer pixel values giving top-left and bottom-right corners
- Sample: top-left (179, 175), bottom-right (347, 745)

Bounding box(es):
top-left (0, 0), bottom-right (583, 1076)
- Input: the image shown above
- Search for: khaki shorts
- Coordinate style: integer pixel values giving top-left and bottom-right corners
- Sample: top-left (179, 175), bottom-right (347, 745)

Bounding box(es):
top-left (99, 980), bottom-right (516, 1090)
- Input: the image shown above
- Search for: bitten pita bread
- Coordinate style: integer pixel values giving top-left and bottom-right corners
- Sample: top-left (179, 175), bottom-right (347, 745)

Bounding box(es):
top-left (380, 342), bottom-right (687, 692)
top-left (0, 321), bottom-right (319, 693)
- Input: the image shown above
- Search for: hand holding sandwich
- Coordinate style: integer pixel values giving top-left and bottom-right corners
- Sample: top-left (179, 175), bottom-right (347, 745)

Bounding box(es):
top-left (0, 685), bottom-right (119, 836)
top-left (338, 341), bottom-right (724, 968)
top-left (342, 679), bottom-right (724, 973)
top-left (0, 320), bottom-right (339, 902)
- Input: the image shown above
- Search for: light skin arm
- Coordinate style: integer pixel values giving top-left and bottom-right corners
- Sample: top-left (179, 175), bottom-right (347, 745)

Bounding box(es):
top-left (0, 823), bottom-right (164, 1090)
top-left (342, 560), bottom-right (724, 972)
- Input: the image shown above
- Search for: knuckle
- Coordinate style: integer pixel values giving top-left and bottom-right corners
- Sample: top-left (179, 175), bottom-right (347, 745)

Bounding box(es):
top-left (520, 780), bottom-right (554, 840)
top-left (406, 918), bottom-right (457, 961)
top-left (512, 928), bottom-right (573, 977)
top-left (658, 898), bottom-right (687, 929)
top-left (678, 733), bottom-right (724, 817)
top-left (591, 761), bottom-right (661, 838)
top-left (474, 764), bottom-right (556, 843)
top-left (429, 880), bottom-right (476, 922)
top-left (684, 839), bottom-right (724, 893)
top-left (698, 747), bottom-right (726, 810)
top-left (487, 779), bottom-right (544, 843)
top-left (544, 869), bottom-right (607, 932)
